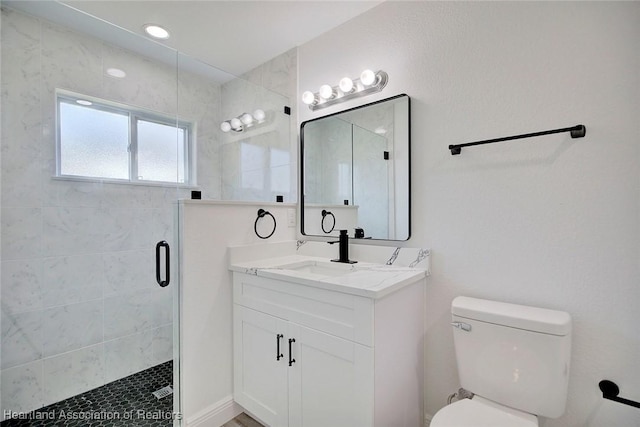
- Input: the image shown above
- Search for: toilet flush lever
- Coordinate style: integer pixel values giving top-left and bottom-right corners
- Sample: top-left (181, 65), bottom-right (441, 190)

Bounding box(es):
top-left (451, 322), bottom-right (472, 332)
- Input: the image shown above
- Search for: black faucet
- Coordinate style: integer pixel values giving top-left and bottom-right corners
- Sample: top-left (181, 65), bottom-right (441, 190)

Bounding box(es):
top-left (328, 229), bottom-right (357, 264)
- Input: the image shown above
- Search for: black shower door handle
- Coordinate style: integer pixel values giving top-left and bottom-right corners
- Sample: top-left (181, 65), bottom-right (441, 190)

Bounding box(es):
top-left (155, 240), bottom-right (170, 287)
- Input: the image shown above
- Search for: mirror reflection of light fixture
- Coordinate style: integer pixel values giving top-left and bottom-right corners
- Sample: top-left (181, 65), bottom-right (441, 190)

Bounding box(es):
top-left (253, 109), bottom-right (266, 121)
top-left (220, 109), bottom-right (267, 133)
top-left (302, 69), bottom-right (388, 111)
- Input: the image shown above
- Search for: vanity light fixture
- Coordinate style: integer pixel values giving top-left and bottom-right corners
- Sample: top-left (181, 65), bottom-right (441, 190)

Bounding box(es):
top-left (302, 69), bottom-right (388, 111)
top-left (220, 109), bottom-right (267, 133)
top-left (143, 24), bottom-right (170, 40)
top-left (318, 84), bottom-right (336, 100)
top-left (76, 99), bottom-right (93, 106)
top-left (360, 69), bottom-right (377, 86)
top-left (338, 77), bottom-right (354, 93)
top-left (301, 91), bottom-right (317, 106)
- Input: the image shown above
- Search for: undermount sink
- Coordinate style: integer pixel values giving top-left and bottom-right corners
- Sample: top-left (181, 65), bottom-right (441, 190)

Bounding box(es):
top-left (272, 260), bottom-right (357, 278)
top-left (228, 242), bottom-right (430, 299)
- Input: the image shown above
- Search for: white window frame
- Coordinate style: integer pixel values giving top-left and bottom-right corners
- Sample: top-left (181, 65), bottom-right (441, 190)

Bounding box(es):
top-left (55, 90), bottom-right (195, 186)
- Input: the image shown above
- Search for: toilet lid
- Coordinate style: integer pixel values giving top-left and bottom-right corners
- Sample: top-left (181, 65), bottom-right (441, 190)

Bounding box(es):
top-left (431, 396), bottom-right (538, 427)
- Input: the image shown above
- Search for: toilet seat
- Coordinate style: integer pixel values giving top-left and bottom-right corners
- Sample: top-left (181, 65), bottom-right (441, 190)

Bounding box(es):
top-left (430, 396), bottom-right (538, 427)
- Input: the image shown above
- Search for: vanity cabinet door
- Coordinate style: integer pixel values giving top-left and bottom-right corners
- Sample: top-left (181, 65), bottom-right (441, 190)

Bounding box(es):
top-left (234, 306), bottom-right (289, 427)
top-left (287, 323), bottom-right (374, 427)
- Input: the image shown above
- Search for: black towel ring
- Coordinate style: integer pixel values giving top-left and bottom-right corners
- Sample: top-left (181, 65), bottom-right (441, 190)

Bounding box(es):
top-left (255, 209), bottom-right (276, 239)
top-left (321, 210), bottom-right (336, 234)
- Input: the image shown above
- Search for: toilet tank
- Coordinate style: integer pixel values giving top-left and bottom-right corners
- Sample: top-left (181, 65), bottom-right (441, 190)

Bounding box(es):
top-left (451, 296), bottom-right (572, 418)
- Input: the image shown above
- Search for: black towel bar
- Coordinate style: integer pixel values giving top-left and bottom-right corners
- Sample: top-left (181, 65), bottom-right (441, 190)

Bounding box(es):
top-left (449, 124), bottom-right (586, 155)
top-left (599, 380), bottom-right (640, 409)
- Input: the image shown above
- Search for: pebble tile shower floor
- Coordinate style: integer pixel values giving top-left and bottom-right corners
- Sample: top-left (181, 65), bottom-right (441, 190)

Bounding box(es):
top-left (1, 361), bottom-right (174, 426)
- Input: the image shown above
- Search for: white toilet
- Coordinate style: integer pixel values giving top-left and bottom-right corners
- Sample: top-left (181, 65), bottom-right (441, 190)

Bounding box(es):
top-left (431, 296), bottom-right (572, 427)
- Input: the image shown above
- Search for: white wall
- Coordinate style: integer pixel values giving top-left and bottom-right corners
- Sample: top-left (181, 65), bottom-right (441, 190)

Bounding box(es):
top-left (298, 2), bottom-right (640, 426)
top-left (178, 201), bottom-right (297, 425)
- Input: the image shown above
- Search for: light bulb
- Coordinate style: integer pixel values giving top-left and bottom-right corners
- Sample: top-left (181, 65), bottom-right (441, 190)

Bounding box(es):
top-left (319, 84), bottom-right (334, 100)
top-left (302, 91), bottom-right (316, 105)
top-left (360, 69), bottom-right (376, 86)
top-left (241, 113), bottom-right (253, 125)
top-left (253, 109), bottom-right (266, 122)
top-left (339, 77), bottom-right (354, 93)
top-left (220, 121), bottom-right (232, 132)
top-left (230, 117), bottom-right (242, 129)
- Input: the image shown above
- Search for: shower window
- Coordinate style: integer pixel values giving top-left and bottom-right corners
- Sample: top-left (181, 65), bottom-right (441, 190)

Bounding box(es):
top-left (56, 91), bottom-right (193, 185)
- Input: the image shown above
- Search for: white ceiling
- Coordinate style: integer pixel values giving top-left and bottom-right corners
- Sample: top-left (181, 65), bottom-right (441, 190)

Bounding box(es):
top-left (6, 0), bottom-right (381, 78)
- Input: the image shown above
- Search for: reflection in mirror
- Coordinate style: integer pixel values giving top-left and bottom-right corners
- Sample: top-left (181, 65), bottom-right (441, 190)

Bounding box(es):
top-left (218, 76), bottom-right (293, 202)
top-left (301, 94), bottom-right (410, 241)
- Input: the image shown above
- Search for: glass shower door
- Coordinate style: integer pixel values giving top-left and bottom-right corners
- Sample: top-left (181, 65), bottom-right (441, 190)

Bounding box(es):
top-left (1, 4), bottom-right (184, 424)
top-left (352, 125), bottom-right (390, 239)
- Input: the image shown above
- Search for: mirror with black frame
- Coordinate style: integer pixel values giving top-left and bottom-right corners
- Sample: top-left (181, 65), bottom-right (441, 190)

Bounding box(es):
top-left (300, 94), bottom-right (410, 241)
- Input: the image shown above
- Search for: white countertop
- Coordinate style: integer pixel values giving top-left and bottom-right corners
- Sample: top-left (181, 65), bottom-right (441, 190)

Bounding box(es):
top-left (229, 254), bottom-right (426, 299)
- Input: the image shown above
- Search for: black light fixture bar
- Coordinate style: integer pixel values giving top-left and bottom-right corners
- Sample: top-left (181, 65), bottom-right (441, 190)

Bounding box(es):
top-left (449, 124), bottom-right (586, 155)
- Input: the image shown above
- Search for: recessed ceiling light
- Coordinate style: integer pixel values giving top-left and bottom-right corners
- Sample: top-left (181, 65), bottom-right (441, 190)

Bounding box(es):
top-left (106, 67), bottom-right (126, 78)
top-left (76, 99), bottom-right (93, 106)
top-left (143, 24), bottom-right (170, 40)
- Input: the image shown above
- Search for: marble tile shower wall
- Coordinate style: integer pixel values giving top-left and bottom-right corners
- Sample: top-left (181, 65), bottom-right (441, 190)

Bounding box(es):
top-left (0, 8), bottom-right (220, 418)
top-left (221, 49), bottom-right (297, 203)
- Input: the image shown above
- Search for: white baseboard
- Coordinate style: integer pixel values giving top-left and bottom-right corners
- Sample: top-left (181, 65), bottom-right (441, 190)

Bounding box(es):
top-left (185, 396), bottom-right (431, 427)
top-left (185, 395), bottom-right (243, 427)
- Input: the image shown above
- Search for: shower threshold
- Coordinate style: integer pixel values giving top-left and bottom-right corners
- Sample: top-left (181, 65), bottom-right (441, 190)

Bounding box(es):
top-left (1, 361), bottom-right (175, 426)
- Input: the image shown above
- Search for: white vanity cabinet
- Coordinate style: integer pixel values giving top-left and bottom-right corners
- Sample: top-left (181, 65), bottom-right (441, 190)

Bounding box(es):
top-left (232, 271), bottom-right (425, 427)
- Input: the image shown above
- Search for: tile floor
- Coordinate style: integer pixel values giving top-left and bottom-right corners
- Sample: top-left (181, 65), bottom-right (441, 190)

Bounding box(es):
top-left (1, 361), bottom-right (174, 426)
top-left (1, 361), bottom-right (262, 427)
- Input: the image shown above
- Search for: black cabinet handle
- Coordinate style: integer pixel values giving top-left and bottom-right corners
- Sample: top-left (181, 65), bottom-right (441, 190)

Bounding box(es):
top-left (155, 240), bottom-right (170, 287)
top-left (288, 338), bottom-right (296, 366)
top-left (276, 334), bottom-right (284, 361)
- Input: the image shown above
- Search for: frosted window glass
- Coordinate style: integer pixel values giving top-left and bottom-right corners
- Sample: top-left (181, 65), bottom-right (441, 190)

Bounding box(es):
top-left (57, 94), bottom-right (192, 185)
top-left (59, 102), bottom-right (129, 179)
top-left (137, 120), bottom-right (185, 183)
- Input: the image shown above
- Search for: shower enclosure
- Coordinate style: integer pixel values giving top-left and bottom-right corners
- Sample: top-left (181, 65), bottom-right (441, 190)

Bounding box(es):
top-left (1, 2), bottom-right (293, 424)
top-left (0, 4), bottom-right (185, 424)
top-left (0, 2), bottom-right (276, 423)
